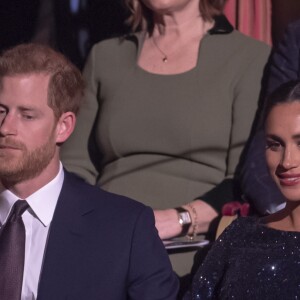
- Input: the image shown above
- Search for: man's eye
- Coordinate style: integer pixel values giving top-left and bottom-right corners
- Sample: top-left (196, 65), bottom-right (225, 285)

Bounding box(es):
top-left (23, 114), bottom-right (34, 120)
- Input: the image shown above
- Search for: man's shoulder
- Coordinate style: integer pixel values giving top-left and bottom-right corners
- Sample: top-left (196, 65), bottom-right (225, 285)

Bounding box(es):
top-left (62, 170), bottom-right (148, 214)
top-left (58, 171), bottom-right (155, 246)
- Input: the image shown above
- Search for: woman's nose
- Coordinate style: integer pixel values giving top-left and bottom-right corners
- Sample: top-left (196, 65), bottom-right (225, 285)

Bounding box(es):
top-left (281, 146), bottom-right (300, 170)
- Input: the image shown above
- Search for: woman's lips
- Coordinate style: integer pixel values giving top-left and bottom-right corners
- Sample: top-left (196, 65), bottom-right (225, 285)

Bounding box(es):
top-left (277, 173), bottom-right (300, 186)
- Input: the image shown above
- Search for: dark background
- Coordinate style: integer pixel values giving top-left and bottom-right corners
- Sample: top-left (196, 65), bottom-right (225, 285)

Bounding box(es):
top-left (1, 0), bottom-right (300, 69)
top-left (0, 0), bottom-right (129, 69)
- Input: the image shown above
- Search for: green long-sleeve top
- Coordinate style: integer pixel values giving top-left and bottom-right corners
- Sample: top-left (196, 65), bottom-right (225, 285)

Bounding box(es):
top-left (61, 16), bottom-right (270, 212)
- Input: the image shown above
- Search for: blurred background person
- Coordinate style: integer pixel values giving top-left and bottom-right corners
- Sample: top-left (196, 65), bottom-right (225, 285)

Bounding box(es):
top-left (61, 0), bottom-right (270, 280)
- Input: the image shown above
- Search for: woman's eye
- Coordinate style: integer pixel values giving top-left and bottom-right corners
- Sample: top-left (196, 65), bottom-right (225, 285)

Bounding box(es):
top-left (0, 108), bottom-right (7, 115)
top-left (0, 109), bottom-right (7, 120)
top-left (266, 141), bottom-right (281, 151)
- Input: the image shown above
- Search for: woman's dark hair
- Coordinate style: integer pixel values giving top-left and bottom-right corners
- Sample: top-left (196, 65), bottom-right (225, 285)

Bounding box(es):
top-left (124, 0), bottom-right (227, 32)
top-left (263, 80), bottom-right (300, 125)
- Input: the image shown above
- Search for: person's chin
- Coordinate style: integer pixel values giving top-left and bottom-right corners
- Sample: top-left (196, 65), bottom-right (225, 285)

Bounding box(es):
top-left (0, 154), bottom-right (22, 172)
top-left (278, 184), bottom-right (300, 202)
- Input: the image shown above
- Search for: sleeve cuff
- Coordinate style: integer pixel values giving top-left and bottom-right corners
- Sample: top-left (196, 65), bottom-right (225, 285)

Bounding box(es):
top-left (197, 179), bottom-right (241, 213)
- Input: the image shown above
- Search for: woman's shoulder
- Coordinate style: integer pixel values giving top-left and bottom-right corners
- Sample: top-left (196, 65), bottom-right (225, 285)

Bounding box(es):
top-left (90, 33), bottom-right (139, 57)
top-left (85, 33), bottom-right (139, 74)
top-left (224, 215), bottom-right (258, 230)
top-left (232, 30), bottom-right (270, 50)
top-left (210, 29), bottom-right (270, 59)
top-left (218, 215), bottom-right (300, 249)
top-left (218, 216), bottom-right (259, 242)
top-left (204, 31), bottom-right (270, 72)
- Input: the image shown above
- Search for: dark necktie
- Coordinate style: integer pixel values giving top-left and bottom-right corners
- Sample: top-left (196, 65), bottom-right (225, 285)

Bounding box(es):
top-left (0, 200), bottom-right (29, 300)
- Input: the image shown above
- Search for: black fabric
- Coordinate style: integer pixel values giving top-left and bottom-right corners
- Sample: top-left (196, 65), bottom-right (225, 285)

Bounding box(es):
top-left (208, 14), bottom-right (234, 35)
top-left (186, 216), bottom-right (300, 299)
top-left (200, 178), bottom-right (240, 213)
top-left (0, 200), bottom-right (29, 300)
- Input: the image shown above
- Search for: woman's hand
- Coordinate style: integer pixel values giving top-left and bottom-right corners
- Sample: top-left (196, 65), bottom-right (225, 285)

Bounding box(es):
top-left (154, 209), bottom-right (182, 240)
top-left (154, 200), bottom-right (218, 240)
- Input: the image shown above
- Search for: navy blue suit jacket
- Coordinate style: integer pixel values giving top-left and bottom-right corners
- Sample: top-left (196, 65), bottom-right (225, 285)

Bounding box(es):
top-left (36, 171), bottom-right (178, 300)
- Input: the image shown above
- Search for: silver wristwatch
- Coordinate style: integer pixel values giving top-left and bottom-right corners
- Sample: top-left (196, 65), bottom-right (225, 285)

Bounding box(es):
top-left (174, 207), bottom-right (192, 236)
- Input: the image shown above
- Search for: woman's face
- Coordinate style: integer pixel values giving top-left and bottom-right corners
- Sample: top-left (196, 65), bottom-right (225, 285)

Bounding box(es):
top-left (140, 0), bottom-right (200, 15)
top-left (265, 102), bottom-right (300, 201)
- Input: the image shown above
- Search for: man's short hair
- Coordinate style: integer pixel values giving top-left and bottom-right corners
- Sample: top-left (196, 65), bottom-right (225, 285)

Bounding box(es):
top-left (0, 43), bottom-right (85, 119)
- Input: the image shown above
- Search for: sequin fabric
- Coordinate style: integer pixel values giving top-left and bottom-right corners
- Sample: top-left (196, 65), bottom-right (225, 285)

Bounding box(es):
top-left (184, 216), bottom-right (300, 300)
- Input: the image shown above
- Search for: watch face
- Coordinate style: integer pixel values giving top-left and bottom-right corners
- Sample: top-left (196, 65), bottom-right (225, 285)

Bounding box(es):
top-left (179, 212), bottom-right (192, 225)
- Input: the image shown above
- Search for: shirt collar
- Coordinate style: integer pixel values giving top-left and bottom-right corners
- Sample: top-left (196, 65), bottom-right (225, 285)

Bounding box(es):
top-left (0, 162), bottom-right (64, 227)
top-left (208, 14), bottom-right (234, 35)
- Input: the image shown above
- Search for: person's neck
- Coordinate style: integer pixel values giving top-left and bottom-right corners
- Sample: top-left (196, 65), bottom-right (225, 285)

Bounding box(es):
top-left (153, 13), bottom-right (211, 38)
top-left (285, 201), bottom-right (300, 231)
top-left (265, 201), bottom-right (300, 232)
top-left (2, 159), bottom-right (60, 199)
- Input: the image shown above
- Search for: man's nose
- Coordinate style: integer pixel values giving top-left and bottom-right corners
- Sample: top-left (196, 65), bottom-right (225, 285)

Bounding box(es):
top-left (0, 114), bottom-right (17, 136)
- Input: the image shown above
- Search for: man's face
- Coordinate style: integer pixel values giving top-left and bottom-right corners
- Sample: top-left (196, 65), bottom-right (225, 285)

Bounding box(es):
top-left (0, 74), bottom-right (58, 184)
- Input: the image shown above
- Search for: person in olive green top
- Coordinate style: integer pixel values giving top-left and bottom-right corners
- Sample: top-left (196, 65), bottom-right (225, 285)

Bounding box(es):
top-left (61, 0), bottom-right (270, 276)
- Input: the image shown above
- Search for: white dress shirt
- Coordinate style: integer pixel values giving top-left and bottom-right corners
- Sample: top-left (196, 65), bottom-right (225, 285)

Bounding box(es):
top-left (0, 163), bottom-right (64, 300)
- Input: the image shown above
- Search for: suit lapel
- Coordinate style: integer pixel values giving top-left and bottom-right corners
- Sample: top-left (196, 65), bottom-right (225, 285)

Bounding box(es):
top-left (37, 172), bottom-right (95, 299)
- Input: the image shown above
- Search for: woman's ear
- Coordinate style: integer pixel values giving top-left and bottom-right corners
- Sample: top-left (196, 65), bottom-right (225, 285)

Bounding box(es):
top-left (55, 112), bottom-right (76, 144)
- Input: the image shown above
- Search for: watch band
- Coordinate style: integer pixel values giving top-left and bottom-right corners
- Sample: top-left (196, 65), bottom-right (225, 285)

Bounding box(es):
top-left (174, 207), bottom-right (192, 236)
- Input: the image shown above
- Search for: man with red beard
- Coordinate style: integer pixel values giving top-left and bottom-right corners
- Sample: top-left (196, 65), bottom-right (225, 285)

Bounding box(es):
top-left (0, 44), bottom-right (178, 300)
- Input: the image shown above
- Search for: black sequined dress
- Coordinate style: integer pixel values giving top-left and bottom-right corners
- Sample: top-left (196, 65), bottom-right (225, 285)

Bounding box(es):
top-left (185, 216), bottom-right (300, 299)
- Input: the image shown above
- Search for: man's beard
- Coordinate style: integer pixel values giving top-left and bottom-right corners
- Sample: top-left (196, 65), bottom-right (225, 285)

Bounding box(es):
top-left (0, 134), bottom-right (56, 185)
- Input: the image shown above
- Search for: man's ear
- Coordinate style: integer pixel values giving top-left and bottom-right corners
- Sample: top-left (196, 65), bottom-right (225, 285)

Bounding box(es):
top-left (55, 112), bottom-right (76, 144)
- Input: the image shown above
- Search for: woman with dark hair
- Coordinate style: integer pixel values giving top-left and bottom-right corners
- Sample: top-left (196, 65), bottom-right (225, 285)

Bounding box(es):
top-left (185, 80), bottom-right (300, 299)
top-left (61, 0), bottom-right (270, 276)
top-left (241, 19), bottom-right (300, 216)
